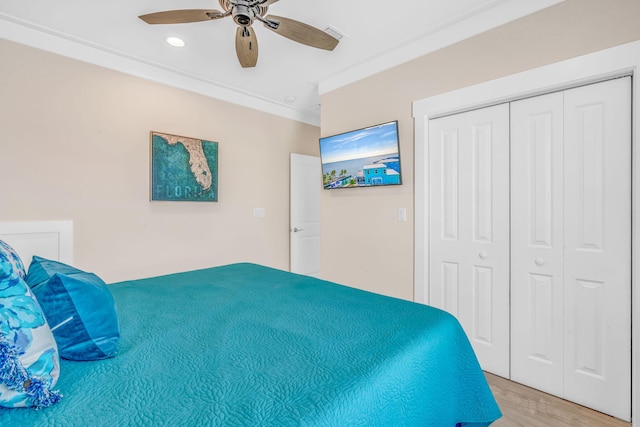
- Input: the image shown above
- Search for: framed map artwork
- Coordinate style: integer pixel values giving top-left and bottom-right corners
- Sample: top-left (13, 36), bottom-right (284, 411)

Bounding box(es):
top-left (150, 131), bottom-right (218, 202)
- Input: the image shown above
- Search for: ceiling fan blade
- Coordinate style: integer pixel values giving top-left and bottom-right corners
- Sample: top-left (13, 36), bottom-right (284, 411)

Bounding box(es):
top-left (235, 27), bottom-right (259, 68)
top-left (264, 15), bottom-right (338, 51)
top-left (261, 0), bottom-right (280, 5)
top-left (139, 9), bottom-right (226, 25)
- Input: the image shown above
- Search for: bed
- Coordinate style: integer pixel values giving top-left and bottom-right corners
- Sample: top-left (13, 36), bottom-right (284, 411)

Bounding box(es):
top-left (0, 221), bottom-right (501, 426)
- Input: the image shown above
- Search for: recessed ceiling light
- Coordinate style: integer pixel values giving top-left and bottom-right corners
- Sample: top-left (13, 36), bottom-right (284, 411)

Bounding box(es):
top-left (166, 37), bottom-right (185, 47)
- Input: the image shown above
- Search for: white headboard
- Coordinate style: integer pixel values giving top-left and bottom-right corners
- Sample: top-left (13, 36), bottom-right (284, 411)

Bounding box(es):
top-left (0, 221), bottom-right (73, 266)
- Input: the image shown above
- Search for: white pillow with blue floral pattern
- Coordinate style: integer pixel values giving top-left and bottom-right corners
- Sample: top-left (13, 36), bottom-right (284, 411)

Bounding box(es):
top-left (0, 240), bottom-right (26, 280)
top-left (0, 240), bottom-right (62, 408)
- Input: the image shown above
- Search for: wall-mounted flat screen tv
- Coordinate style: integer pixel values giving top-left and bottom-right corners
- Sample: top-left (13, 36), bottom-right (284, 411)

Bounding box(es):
top-left (319, 121), bottom-right (402, 189)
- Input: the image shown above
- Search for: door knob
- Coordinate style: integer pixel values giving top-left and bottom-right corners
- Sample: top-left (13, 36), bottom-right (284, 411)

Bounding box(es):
top-left (478, 252), bottom-right (488, 259)
top-left (292, 227), bottom-right (304, 233)
top-left (535, 258), bottom-right (544, 266)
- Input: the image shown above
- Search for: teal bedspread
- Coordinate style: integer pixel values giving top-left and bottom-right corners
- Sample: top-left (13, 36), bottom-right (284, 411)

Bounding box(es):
top-left (0, 263), bottom-right (501, 426)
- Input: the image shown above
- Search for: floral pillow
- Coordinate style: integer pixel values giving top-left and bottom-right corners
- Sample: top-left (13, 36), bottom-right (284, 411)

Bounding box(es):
top-left (0, 242), bottom-right (61, 408)
top-left (0, 240), bottom-right (26, 280)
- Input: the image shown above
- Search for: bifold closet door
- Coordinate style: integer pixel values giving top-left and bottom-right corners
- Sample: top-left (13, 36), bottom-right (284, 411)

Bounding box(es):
top-left (562, 78), bottom-right (631, 420)
top-left (510, 91), bottom-right (565, 397)
top-left (511, 77), bottom-right (631, 421)
top-left (428, 103), bottom-right (510, 377)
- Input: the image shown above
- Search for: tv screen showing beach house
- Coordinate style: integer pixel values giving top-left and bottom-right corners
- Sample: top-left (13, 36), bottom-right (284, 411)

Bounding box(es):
top-left (319, 121), bottom-right (402, 189)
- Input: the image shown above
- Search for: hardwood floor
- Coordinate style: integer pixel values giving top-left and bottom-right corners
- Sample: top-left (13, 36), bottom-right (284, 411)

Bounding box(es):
top-left (485, 373), bottom-right (631, 427)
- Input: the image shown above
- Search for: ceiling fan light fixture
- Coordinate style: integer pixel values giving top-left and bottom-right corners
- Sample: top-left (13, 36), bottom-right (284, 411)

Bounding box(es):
top-left (166, 36), bottom-right (185, 47)
top-left (232, 1), bottom-right (255, 27)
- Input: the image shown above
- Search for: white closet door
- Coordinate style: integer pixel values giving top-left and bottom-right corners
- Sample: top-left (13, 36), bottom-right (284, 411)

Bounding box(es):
top-left (429, 104), bottom-right (510, 377)
top-left (511, 78), bottom-right (631, 421)
top-left (510, 92), bottom-right (565, 396)
top-left (562, 78), bottom-right (631, 420)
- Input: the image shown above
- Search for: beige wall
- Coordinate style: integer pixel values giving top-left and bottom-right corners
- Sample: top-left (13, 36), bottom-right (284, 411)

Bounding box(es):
top-left (4, 0), bottom-right (640, 298)
top-left (320, 0), bottom-right (640, 300)
top-left (0, 39), bottom-right (319, 283)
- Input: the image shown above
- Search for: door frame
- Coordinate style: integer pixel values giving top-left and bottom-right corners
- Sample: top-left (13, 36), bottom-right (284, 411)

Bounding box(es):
top-left (413, 39), bottom-right (640, 424)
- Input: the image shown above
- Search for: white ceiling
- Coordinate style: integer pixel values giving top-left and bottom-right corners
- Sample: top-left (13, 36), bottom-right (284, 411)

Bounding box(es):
top-left (0, 0), bottom-right (562, 125)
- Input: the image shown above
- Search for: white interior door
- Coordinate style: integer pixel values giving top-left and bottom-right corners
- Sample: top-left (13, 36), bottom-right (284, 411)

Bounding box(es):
top-left (428, 104), bottom-right (510, 377)
top-left (562, 78), bottom-right (631, 420)
top-left (290, 153), bottom-right (321, 277)
top-left (510, 78), bottom-right (631, 421)
top-left (510, 91), bottom-right (565, 397)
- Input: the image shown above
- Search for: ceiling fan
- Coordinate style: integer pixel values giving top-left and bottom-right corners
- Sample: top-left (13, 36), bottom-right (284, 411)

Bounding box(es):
top-left (139, 0), bottom-right (340, 68)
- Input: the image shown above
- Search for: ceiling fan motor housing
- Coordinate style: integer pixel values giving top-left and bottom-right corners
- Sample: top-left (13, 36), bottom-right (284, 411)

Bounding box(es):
top-left (229, 0), bottom-right (268, 27)
top-left (232, 0), bottom-right (257, 26)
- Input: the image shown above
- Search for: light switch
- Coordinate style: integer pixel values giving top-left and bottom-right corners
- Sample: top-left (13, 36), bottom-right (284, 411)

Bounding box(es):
top-left (254, 208), bottom-right (265, 218)
top-left (398, 208), bottom-right (407, 222)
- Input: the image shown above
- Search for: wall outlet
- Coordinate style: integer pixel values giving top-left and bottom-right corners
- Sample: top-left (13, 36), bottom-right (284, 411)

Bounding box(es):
top-left (254, 208), bottom-right (265, 218)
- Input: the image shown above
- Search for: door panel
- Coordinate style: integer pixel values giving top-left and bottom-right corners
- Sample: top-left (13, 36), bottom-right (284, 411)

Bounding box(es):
top-left (529, 273), bottom-right (555, 361)
top-left (562, 77), bottom-right (631, 421)
top-left (510, 91), bottom-right (565, 396)
top-left (290, 154), bottom-right (321, 277)
top-left (473, 123), bottom-right (495, 243)
top-left (440, 262), bottom-right (460, 316)
top-left (429, 103), bottom-right (510, 377)
top-left (441, 129), bottom-right (460, 240)
top-left (473, 265), bottom-right (494, 344)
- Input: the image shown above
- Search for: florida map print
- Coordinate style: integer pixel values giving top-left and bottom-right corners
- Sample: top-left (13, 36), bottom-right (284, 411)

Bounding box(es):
top-left (151, 132), bottom-right (218, 202)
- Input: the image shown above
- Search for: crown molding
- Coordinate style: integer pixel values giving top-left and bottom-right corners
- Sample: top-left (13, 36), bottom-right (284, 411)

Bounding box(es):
top-left (0, 14), bottom-right (321, 126)
top-left (317, 0), bottom-right (564, 95)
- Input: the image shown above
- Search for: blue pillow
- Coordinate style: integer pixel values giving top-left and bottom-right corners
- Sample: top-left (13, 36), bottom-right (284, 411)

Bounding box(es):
top-left (0, 253), bottom-right (61, 408)
top-left (26, 256), bottom-right (82, 292)
top-left (26, 257), bottom-right (120, 361)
